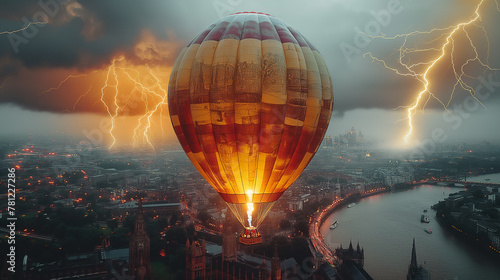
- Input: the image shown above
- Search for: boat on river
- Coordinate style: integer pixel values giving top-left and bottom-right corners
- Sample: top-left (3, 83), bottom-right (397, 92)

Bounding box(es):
top-left (421, 215), bottom-right (430, 223)
top-left (330, 221), bottom-right (339, 230)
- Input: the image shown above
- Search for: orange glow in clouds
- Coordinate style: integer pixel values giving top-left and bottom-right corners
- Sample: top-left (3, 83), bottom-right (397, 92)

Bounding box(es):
top-left (39, 30), bottom-right (183, 149)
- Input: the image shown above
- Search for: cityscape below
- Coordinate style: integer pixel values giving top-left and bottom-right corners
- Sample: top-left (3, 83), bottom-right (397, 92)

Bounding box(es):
top-left (1, 128), bottom-right (499, 280)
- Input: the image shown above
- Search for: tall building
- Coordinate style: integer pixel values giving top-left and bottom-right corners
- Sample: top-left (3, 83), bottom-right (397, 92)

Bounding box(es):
top-left (129, 200), bottom-right (151, 280)
top-left (186, 237), bottom-right (207, 280)
top-left (222, 211), bottom-right (237, 261)
top-left (335, 240), bottom-right (364, 267)
top-left (271, 244), bottom-right (282, 280)
top-left (358, 130), bottom-right (365, 145)
top-left (407, 239), bottom-right (429, 280)
top-left (348, 127), bottom-right (357, 147)
top-left (323, 135), bottom-right (333, 147)
top-left (335, 241), bottom-right (373, 280)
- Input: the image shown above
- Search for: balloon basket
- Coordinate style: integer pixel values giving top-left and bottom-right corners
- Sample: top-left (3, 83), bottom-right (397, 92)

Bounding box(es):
top-left (238, 226), bottom-right (262, 245)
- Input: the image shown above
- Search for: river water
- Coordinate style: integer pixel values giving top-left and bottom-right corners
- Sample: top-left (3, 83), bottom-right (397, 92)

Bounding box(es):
top-left (467, 173), bottom-right (500, 184)
top-left (321, 176), bottom-right (500, 280)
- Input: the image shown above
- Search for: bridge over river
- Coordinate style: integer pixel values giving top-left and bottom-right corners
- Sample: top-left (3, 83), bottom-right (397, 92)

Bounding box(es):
top-left (424, 179), bottom-right (500, 188)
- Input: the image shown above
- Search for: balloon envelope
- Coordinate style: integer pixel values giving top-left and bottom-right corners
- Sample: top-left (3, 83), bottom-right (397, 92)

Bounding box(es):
top-left (168, 12), bottom-right (333, 229)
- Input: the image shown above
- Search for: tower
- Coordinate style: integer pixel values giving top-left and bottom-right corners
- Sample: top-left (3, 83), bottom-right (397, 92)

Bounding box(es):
top-left (407, 239), bottom-right (430, 280)
top-left (222, 210), bottom-right (237, 261)
top-left (348, 127), bottom-right (357, 146)
top-left (271, 244), bottom-right (281, 280)
top-left (335, 241), bottom-right (364, 267)
top-left (186, 237), bottom-right (206, 280)
top-left (410, 238), bottom-right (418, 271)
top-left (357, 130), bottom-right (365, 144)
top-left (324, 135), bottom-right (333, 147)
top-left (259, 259), bottom-right (270, 280)
top-left (129, 200), bottom-right (151, 280)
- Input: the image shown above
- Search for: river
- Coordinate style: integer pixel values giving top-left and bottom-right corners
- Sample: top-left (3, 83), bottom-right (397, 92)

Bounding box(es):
top-left (467, 173), bottom-right (500, 184)
top-left (321, 175), bottom-right (500, 280)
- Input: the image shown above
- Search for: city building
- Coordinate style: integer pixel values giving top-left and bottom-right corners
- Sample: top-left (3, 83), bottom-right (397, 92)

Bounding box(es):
top-left (335, 241), bottom-right (364, 267)
top-left (186, 237), bottom-right (207, 280)
top-left (335, 241), bottom-right (372, 280)
top-left (129, 200), bottom-right (151, 280)
top-left (222, 212), bottom-right (238, 262)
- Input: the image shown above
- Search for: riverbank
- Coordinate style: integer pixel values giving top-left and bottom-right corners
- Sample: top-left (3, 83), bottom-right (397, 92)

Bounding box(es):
top-left (321, 185), bottom-right (500, 280)
top-left (435, 212), bottom-right (500, 258)
top-left (309, 186), bottom-right (391, 266)
top-left (316, 187), bottom-right (392, 226)
top-left (433, 186), bottom-right (500, 259)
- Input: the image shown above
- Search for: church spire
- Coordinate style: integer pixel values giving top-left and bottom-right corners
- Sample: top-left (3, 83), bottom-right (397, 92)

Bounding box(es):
top-left (410, 238), bottom-right (418, 269)
top-left (272, 244), bottom-right (281, 280)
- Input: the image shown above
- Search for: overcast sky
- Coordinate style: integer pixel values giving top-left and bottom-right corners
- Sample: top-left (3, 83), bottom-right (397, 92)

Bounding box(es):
top-left (0, 0), bottom-right (499, 148)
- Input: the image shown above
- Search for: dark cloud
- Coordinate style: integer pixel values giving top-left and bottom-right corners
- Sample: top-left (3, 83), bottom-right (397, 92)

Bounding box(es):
top-left (0, 0), bottom-right (498, 117)
top-left (0, 0), bottom-right (190, 70)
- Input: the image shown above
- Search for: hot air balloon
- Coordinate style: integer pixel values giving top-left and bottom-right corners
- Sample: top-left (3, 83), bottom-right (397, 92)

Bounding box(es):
top-left (168, 12), bottom-right (333, 237)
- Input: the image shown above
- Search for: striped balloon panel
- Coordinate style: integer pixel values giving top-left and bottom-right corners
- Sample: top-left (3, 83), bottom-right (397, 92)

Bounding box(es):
top-left (168, 13), bottom-right (333, 204)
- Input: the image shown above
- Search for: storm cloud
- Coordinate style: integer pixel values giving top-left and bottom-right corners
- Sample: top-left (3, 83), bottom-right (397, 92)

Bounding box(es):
top-left (0, 0), bottom-right (499, 116)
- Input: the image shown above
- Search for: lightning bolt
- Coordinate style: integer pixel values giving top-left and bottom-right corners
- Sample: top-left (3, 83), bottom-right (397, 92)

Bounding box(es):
top-left (56, 85), bottom-right (93, 113)
top-left (41, 74), bottom-right (89, 95)
top-left (116, 65), bottom-right (168, 149)
top-left (42, 56), bottom-right (169, 150)
top-left (2, 21), bottom-right (173, 150)
top-left (0, 23), bottom-right (45, 91)
top-left (365, 0), bottom-right (499, 144)
top-left (0, 21), bottom-right (47, 35)
top-left (100, 56), bottom-right (124, 150)
top-left (141, 67), bottom-right (169, 149)
top-left (0, 76), bottom-right (11, 89)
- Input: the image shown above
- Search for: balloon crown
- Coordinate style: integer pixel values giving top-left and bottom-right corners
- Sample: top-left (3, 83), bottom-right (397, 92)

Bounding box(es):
top-left (230, 11), bottom-right (273, 16)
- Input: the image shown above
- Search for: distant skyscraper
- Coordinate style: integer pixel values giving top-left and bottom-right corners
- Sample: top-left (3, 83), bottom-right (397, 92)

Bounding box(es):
top-left (129, 200), bottom-right (151, 280)
top-left (348, 127), bottom-right (357, 147)
top-left (323, 135), bottom-right (333, 147)
top-left (358, 130), bottom-right (365, 144)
